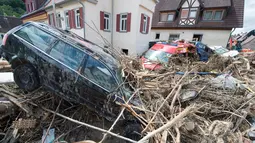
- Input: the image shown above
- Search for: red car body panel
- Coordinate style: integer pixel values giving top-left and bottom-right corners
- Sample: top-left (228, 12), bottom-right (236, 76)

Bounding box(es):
top-left (142, 43), bottom-right (195, 70)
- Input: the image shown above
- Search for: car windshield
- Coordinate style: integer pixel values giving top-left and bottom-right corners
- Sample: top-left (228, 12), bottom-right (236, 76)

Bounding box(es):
top-left (214, 47), bottom-right (229, 55)
top-left (144, 49), bottom-right (172, 63)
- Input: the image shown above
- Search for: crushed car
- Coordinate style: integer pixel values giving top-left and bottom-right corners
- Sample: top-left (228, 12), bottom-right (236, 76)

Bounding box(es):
top-left (142, 40), bottom-right (196, 70)
top-left (195, 41), bottom-right (239, 61)
top-left (0, 22), bottom-right (143, 140)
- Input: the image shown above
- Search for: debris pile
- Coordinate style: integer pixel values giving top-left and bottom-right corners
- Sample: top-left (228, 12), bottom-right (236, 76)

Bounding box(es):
top-left (120, 54), bottom-right (255, 142)
top-left (0, 54), bottom-right (255, 143)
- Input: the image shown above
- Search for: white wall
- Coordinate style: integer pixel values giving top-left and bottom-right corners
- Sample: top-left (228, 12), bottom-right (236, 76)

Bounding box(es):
top-left (45, 0), bottom-right (156, 56)
top-left (135, 5), bottom-right (154, 55)
top-left (151, 29), bottom-right (231, 47)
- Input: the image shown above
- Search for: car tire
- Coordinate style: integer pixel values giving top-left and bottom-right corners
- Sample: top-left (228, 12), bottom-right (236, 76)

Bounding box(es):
top-left (123, 123), bottom-right (142, 141)
top-left (13, 64), bottom-right (40, 92)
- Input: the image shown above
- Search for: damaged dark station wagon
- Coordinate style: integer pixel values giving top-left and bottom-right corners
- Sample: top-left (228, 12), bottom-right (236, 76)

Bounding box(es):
top-left (0, 22), bottom-right (142, 126)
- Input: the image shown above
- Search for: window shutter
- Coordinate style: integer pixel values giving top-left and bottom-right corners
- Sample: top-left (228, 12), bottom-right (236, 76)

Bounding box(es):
top-left (116, 14), bottom-right (120, 32)
top-left (79, 7), bottom-right (84, 28)
top-left (72, 10), bottom-right (76, 29)
top-left (48, 14), bottom-right (51, 25)
top-left (146, 16), bottom-right (150, 34)
top-left (140, 14), bottom-right (144, 33)
top-left (100, 11), bottom-right (104, 30)
top-left (52, 13), bottom-right (56, 26)
top-left (68, 10), bottom-right (73, 29)
top-left (127, 13), bottom-right (131, 32)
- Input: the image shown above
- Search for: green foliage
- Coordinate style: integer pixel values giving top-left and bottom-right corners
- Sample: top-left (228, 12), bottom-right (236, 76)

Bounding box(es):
top-left (0, 0), bottom-right (25, 17)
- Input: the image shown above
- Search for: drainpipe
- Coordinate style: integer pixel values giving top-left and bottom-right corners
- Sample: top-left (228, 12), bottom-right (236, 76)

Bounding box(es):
top-left (77, 0), bottom-right (86, 39)
top-left (111, 0), bottom-right (114, 46)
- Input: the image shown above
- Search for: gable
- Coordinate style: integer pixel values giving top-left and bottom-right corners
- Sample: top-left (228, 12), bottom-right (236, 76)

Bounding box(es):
top-left (182, 0), bottom-right (200, 8)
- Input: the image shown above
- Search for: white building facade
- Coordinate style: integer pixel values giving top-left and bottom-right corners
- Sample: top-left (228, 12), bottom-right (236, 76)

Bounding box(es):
top-left (151, 0), bottom-right (244, 47)
top-left (44, 0), bottom-right (157, 56)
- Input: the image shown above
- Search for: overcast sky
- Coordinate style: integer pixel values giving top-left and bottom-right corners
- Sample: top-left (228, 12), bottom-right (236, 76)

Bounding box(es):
top-left (234, 0), bottom-right (254, 34)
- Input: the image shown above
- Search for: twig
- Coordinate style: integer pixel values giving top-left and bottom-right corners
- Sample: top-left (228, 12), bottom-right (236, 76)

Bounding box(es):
top-left (41, 106), bottom-right (137, 143)
top-left (142, 71), bottom-right (189, 132)
top-left (174, 126), bottom-right (180, 143)
top-left (138, 106), bottom-right (195, 142)
top-left (42, 99), bottom-right (62, 143)
top-left (99, 89), bottom-right (140, 143)
top-left (170, 85), bottom-right (182, 115)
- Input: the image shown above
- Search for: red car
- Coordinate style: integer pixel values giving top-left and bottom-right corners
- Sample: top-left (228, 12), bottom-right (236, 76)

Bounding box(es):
top-left (142, 43), bottom-right (195, 70)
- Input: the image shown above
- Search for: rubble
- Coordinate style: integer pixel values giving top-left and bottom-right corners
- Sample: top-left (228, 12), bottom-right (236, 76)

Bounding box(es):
top-left (0, 54), bottom-right (255, 143)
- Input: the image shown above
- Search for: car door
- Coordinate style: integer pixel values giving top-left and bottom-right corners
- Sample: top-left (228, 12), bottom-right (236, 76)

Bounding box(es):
top-left (47, 40), bottom-right (85, 102)
top-left (75, 55), bottom-right (119, 108)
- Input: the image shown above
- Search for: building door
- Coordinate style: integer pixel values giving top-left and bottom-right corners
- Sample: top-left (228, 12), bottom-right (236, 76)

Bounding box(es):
top-left (193, 34), bottom-right (203, 41)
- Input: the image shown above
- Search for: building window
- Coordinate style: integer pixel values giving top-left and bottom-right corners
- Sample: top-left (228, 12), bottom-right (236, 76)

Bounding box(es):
top-left (203, 11), bottom-right (213, 20)
top-left (122, 49), bottom-right (128, 55)
top-left (160, 12), bottom-right (174, 22)
top-left (104, 13), bottom-right (110, 31)
top-left (189, 8), bottom-right (197, 18)
top-left (120, 14), bottom-right (127, 32)
top-left (155, 33), bottom-right (160, 39)
top-left (142, 15), bottom-right (148, 33)
top-left (213, 11), bottom-right (223, 20)
top-left (56, 13), bottom-right (62, 28)
top-left (75, 9), bottom-right (81, 28)
top-left (203, 10), bottom-right (224, 21)
top-left (169, 34), bottom-right (180, 41)
top-left (65, 11), bottom-right (70, 29)
top-left (167, 14), bottom-right (174, 21)
top-left (181, 9), bottom-right (189, 18)
top-left (193, 34), bottom-right (203, 42)
top-left (181, 8), bottom-right (198, 18)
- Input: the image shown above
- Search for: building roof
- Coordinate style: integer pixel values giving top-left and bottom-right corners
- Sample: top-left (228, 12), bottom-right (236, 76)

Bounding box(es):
top-left (0, 16), bottom-right (22, 33)
top-left (152, 0), bottom-right (245, 29)
top-left (202, 0), bottom-right (231, 8)
top-left (21, 0), bottom-right (49, 19)
top-left (159, 0), bottom-right (182, 11)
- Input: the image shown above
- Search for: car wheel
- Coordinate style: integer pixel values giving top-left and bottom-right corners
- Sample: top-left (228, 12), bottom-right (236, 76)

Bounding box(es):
top-left (13, 64), bottom-right (40, 92)
top-left (124, 123), bottom-right (142, 141)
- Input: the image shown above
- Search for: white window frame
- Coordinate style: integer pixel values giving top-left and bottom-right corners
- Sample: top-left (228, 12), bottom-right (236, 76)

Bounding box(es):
top-left (167, 14), bottom-right (174, 21)
top-left (142, 15), bottom-right (148, 33)
top-left (65, 11), bottom-right (70, 29)
top-left (74, 9), bottom-right (81, 28)
top-left (169, 34), bottom-right (180, 41)
top-left (56, 13), bottom-right (62, 28)
top-left (104, 12), bottom-right (110, 31)
top-left (120, 13), bottom-right (127, 32)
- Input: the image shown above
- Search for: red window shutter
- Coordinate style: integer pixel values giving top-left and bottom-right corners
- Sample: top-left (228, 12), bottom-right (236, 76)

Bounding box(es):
top-left (51, 13), bottom-right (56, 26)
top-left (71, 10), bottom-right (76, 29)
top-left (127, 13), bottom-right (131, 32)
top-left (100, 11), bottom-right (104, 30)
top-left (116, 14), bottom-right (120, 32)
top-left (146, 16), bottom-right (150, 34)
top-left (68, 10), bottom-right (73, 28)
top-left (79, 7), bottom-right (84, 28)
top-left (140, 14), bottom-right (144, 33)
top-left (48, 15), bottom-right (51, 25)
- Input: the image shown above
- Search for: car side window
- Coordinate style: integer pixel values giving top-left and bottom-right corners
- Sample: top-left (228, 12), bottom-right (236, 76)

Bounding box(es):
top-left (15, 25), bottom-right (56, 51)
top-left (49, 41), bottom-right (84, 70)
top-left (83, 56), bottom-right (118, 91)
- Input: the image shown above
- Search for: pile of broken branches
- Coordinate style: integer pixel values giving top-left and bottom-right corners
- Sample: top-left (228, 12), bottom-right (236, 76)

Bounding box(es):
top-left (119, 54), bottom-right (255, 143)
